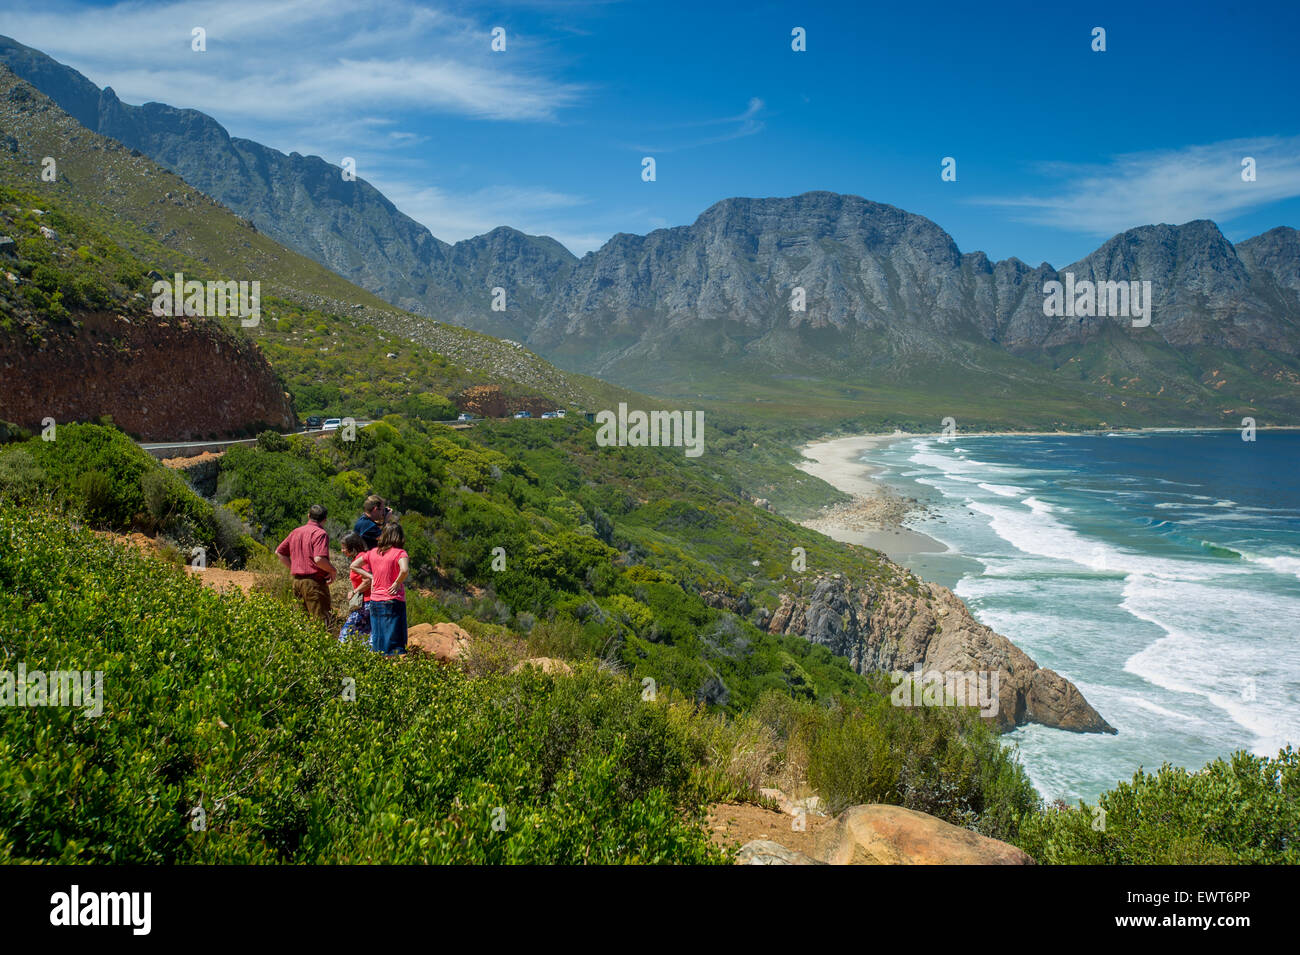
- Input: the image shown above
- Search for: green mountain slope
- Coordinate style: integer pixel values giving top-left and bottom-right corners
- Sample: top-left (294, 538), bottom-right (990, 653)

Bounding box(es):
top-left (0, 65), bottom-right (631, 420)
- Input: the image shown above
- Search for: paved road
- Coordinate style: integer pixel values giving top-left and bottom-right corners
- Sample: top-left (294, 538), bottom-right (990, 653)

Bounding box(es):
top-left (137, 418), bottom-right (485, 458)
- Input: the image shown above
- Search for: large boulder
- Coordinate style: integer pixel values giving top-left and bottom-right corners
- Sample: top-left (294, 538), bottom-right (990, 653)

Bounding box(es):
top-left (816, 805), bottom-right (1034, 865)
top-left (736, 840), bottom-right (826, 865)
top-left (406, 622), bottom-right (471, 663)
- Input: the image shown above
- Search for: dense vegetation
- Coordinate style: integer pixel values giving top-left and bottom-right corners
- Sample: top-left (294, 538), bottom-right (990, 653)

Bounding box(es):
top-left (0, 421), bottom-right (242, 563)
top-left (3, 74), bottom-right (1293, 864)
top-left (206, 416), bottom-right (910, 708)
top-left (0, 185), bottom-right (151, 335)
top-left (3, 420), bottom-right (1294, 863)
top-left (1019, 749), bottom-right (1299, 864)
top-left (0, 504), bottom-right (725, 863)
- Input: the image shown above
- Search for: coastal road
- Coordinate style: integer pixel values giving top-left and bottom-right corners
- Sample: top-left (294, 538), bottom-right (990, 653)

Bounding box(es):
top-left (136, 418), bottom-right (484, 459)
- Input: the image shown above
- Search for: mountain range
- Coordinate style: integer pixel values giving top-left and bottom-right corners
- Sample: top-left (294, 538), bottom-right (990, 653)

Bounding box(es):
top-left (3, 33), bottom-right (1298, 427)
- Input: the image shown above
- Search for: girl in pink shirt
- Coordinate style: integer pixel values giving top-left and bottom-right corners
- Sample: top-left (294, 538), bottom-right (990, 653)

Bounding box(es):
top-left (351, 522), bottom-right (409, 654)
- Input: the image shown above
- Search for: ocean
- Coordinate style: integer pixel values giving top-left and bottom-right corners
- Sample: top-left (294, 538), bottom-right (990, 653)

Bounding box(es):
top-left (859, 429), bottom-right (1300, 803)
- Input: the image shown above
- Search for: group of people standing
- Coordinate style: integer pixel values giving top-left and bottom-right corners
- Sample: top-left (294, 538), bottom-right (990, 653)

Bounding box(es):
top-left (275, 495), bottom-right (410, 655)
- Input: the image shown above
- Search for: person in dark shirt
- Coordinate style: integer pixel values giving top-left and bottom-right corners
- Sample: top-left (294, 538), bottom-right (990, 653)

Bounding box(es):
top-left (353, 495), bottom-right (389, 551)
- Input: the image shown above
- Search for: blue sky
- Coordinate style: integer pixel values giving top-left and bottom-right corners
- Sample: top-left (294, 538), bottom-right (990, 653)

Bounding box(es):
top-left (3, 0), bottom-right (1299, 264)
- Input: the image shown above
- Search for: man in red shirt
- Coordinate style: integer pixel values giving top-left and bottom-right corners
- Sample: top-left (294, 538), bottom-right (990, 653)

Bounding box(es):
top-left (275, 504), bottom-right (336, 623)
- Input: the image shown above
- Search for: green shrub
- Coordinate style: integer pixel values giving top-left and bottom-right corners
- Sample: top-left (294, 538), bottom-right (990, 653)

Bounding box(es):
top-left (211, 505), bottom-right (248, 564)
top-left (0, 502), bottom-right (727, 864)
top-left (1016, 749), bottom-right (1299, 864)
top-left (141, 467), bottom-right (176, 524)
top-left (256, 430), bottom-right (290, 453)
top-left (74, 470), bottom-right (116, 523)
top-left (528, 616), bottom-right (605, 660)
top-left (26, 422), bottom-right (149, 527)
top-left (0, 421), bottom-right (32, 445)
top-left (0, 447), bottom-right (45, 499)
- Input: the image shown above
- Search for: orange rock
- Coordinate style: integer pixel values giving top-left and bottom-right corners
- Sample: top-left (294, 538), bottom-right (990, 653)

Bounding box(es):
top-left (406, 622), bottom-right (471, 663)
top-left (816, 805), bottom-right (1034, 865)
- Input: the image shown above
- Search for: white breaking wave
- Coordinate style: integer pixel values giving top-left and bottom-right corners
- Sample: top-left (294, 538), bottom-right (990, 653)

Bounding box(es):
top-left (978, 482), bottom-right (1027, 498)
top-left (1247, 553), bottom-right (1300, 582)
top-left (965, 497), bottom-right (1201, 578)
top-left (1121, 575), bottom-right (1300, 754)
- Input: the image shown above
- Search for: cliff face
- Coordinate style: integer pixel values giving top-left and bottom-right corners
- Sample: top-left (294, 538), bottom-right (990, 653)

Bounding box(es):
top-left (1, 311), bottom-right (297, 440)
top-left (531, 194), bottom-right (1298, 358)
top-left (454, 384), bottom-right (555, 419)
top-left (765, 572), bottom-right (1115, 735)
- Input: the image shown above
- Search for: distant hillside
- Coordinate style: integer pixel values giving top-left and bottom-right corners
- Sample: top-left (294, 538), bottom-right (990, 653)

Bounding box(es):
top-left (0, 34), bottom-right (578, 334)
top-left (530, 193), bottom-right (1300, 427)
top-left (0, 64), bottom-right (638, 425)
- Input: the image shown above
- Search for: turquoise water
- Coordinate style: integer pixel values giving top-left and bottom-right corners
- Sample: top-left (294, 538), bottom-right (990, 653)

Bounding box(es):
top-left (861, 430), bottom-right (1300, 803)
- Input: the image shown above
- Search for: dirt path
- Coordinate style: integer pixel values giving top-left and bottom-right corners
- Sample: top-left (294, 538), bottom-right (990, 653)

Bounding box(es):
top-left (184, 565), bottom-right (258, 594)
top-left (94, 529), bottom-right (258, 595)
top-left (707, 802), bottom-right (833, 857)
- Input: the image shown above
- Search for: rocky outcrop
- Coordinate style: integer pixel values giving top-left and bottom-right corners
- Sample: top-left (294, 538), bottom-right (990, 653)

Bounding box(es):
top-left (815, 805), bottom-right (1034, 865)
top-left (406, 622), bottom-right (471, 663)
top-left (736, 840), bottom-right (826, 865)
top-left (161, 451), bottom-right (222, 496)
top-left (454, 384), bottom-right (554, 419)
top-left (767, 572), bottom-right (1114, 734)
top-left (700, 589), bottom-right (752, 615)
top-left (0, 311), bottom-right (296, 440)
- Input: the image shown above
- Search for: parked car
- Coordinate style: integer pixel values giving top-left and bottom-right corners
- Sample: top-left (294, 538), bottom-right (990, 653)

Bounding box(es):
top-left (555, 409), bottom-right (567, 418)
top-left (541, 411), bottom-right (558, 419)
top-left (512, 410), bottom-right (532, 419)
top-left (305, 416), bottom-right (323, 429)
top-left (322, 418), bottom-right (342, 431)
top-left (457, 413), bottom-right (475, 422)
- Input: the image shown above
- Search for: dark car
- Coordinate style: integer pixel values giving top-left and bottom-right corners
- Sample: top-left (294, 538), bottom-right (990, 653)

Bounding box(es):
top-left (306, 416), bottom-right (323, 429)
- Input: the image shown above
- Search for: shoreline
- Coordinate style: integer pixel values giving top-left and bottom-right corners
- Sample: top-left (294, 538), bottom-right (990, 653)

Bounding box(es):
top-left (795, 431), bottom-right (947, 557)
top-left (792, 425), bottom-right (1299, 560)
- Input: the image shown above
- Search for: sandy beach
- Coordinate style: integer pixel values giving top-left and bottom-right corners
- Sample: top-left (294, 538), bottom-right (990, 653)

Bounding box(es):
top-left (793, 425), bottom-right (1289, 559)
top-left (796, 431), bottom-right (947, 557)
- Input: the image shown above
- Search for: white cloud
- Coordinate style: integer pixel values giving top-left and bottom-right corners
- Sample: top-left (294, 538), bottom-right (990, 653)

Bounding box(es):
top-left (630, 98), bottom-right (766, 153)
top-left (0, 0), bottom-right (598, 249)
top-left (0, 0), bottom-right (584, 127)
top-left (970, 137), bottom-right (1300, 234)
top-left (373, 180), bottom-right (600, 251)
